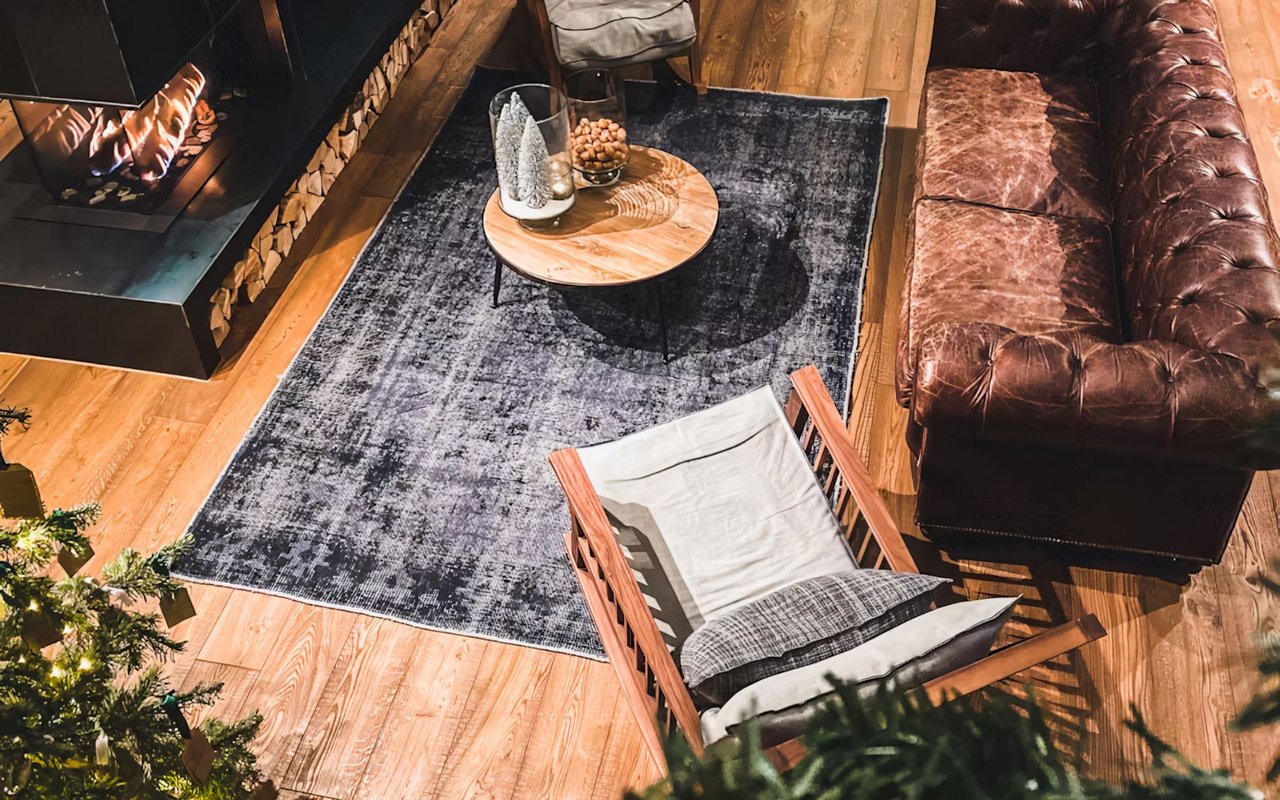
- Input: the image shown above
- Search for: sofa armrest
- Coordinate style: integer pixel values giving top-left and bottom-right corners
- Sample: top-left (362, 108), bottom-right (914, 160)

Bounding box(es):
top-left (911, 323), bottom-right (1280, 469)
top-left (929, 0), bottom-right (1115, 74)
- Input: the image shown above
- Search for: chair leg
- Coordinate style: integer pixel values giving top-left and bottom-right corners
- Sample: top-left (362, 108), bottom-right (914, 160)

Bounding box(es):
top-left (688, 43), bottom-right (706, 94)
top-left (548, 58), bottom-right (564, 95)
top-left (524, 0), bottom-right (564, 89)
top-left (687, 0), bottom-right (707, 94)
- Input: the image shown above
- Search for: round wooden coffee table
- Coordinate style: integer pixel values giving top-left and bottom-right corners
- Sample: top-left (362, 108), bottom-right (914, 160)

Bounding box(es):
top-left (483, 146), bottom-right (719, 360)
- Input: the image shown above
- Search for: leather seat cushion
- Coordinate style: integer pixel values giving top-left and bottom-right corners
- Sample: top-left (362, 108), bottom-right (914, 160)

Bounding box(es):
top-left (917, 69), bottom-right (1112, 224)
top-left (900, 199), bottom-right (1123, 395)
top-left (546, 0), bottom-right (696, 70)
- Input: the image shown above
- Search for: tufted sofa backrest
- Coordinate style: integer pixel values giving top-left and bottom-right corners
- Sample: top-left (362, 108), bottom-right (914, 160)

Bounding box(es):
top-left (928, 0), bottom-right (1120, 75)
top-left (1098, 0), bottom-right (1280, 381)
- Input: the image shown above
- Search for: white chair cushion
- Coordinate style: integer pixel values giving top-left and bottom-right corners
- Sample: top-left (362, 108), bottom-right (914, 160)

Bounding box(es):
top-left (546, 0), bottom-right (697, 70)
top-left (577, 386), bottom-right (856, 651)
top-left (698, 595), bottom-right (1020, 746)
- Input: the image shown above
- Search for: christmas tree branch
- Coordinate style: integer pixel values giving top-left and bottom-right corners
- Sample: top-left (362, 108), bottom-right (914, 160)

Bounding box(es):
top-left (0, 504), bottom-right (99, 567)
top-left (100, 536), bottom-right (191, 602)
top-left (1, 506), bottom-right (264, 799)
top-left (0, 405), bottom-right (32, 438)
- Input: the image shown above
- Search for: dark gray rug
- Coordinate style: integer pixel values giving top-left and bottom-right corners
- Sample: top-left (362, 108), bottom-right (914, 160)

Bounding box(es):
top-left (176, 69), bottom-right (887, 659)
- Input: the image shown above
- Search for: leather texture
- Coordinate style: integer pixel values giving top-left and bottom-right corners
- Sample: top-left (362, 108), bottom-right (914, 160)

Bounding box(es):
top-left (928, 0), bottom-right (1120, 74)
top-left (901, 0), bottom-right (1280, 561)
top-left (914, 429), bottom-right (1253, 563)
top-left (917, 70), bottom-right (1112, 222)
top-left (898, 200), bottom-right (1122, 403)
top-left (912, 323), bottom-right (1280, 467)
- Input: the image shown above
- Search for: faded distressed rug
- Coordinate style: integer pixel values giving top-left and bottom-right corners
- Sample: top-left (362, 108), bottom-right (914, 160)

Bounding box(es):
top-left (175, 69), bottom-right (888, 659)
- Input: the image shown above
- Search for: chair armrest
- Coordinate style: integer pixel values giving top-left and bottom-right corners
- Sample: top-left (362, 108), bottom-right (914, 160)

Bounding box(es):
top-left (912, 323), bottom-right (1280, 469)
top-left (788, 365), bottom-right (919, 573)
top-left (929, 0), bottom-right (1113, 74)
top-left (764, 614), bottom-right (1107, 770)
top-left (548, 448), bottom-right (704, 763)
top-left (921, 614), bottom-right (1106, 702)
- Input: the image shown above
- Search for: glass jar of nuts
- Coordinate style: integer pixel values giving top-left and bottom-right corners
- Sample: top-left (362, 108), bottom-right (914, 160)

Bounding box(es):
top-left (565, 69), bottom-right (629, 187)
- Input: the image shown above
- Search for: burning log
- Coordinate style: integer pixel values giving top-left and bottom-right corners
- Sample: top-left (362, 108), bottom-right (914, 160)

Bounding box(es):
top-left (195, 99), bottom-right (216, 127)
top-left (88, 116), bottom-right (132, 176)
top-left (135, 63), bottom-right (207, 182)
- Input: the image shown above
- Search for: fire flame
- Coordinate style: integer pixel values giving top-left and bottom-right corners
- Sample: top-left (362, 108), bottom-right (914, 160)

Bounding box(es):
top-left (84, 62), bottom-right (207, 181)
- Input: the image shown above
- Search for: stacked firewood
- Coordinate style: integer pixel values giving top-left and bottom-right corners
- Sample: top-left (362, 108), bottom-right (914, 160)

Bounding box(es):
top-left (210, 0), bottom-right (450, 347)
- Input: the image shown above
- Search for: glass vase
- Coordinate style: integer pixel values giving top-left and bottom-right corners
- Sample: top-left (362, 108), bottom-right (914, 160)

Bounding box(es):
top-left (489, 83), bottom-right (575, 227)
top-left (565, 69), bottom-right (628, 186)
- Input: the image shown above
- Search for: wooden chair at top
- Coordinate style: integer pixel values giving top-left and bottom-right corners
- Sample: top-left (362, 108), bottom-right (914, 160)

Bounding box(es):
top-left (548, 364), bottom-right (1106, 772)
top-left (523, 0), bottom-right (706, 94)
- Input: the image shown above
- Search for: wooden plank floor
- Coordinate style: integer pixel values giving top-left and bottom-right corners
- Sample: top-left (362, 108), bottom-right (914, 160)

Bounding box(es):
top-left (2, 0), bottom-right (1278, 795)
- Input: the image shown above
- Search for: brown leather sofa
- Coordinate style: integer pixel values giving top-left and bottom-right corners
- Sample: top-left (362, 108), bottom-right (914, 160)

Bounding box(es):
top-left (897, 0), bottom-right (1280, 563)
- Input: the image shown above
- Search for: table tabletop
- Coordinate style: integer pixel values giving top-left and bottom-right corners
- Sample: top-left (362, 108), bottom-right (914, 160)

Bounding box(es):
top-left (482, 146), bottom-right (719, 287)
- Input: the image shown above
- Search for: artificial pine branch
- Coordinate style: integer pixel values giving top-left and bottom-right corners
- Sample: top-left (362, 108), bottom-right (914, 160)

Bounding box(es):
top-left (0, 405), bottom-right (32, 438)
top-left (630, 681), bottom-right (1266, 800)
top-left (0, 508), bottom-right (262, 799)
top-left (0, 504), bottom-right (98, 567)
top-left (100, 535), bottom-right (191, 602)
top-left (0, 405), bottom-right (32, 468)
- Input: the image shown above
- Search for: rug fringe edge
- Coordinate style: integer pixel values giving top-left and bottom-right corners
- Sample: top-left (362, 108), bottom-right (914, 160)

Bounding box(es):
top-left (170, 571), bottom-right (610, 662)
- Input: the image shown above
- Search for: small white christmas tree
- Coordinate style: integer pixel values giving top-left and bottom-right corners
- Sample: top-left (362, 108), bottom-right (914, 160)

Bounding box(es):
top-left (517, 116), bottom-right (550, 210)
top-left (494, 93), bottom-right (530, 201)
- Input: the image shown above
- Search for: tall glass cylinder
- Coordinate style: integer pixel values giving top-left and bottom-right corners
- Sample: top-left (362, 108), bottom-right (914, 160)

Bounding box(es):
top-left (489, 83), bottom-right (575, 227)
top-left (565, 69), bottom-right (628, 186)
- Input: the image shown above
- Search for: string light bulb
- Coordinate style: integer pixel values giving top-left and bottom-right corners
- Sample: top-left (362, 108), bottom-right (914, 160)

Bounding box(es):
top-left (49, 664), bottom-right (65, 679)
top-left (77, 656), bottom-right (93, 671)
top-left (27, 600), bottom-right (39, 612)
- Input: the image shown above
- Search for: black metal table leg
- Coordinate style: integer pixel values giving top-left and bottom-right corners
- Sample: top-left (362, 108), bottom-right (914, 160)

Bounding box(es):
top-left (655, 281), bottom-right (670, 362)
top-left (492, 256), bottom-right (503, 308)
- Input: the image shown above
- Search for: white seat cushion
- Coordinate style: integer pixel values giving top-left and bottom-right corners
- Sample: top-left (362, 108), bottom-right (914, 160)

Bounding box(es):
top-left (577, 386), bottom-right (856, 651)
top-left (546, 0), bottom-right (697, 70)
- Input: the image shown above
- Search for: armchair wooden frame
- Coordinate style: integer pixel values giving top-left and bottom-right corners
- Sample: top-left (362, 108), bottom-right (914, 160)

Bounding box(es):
top-left (548, 365), bottom-right (1106, 772)
top-left (522, 0), bottom-right (707, 94)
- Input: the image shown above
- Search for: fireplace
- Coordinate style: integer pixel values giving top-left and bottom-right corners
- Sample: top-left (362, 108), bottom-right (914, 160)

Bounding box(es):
top-left (0, 0), bottom-right (442, 377)
top-left (6, 7), bottom-right (259, 232)
top-left (11, 68), bottom-right (248, 231)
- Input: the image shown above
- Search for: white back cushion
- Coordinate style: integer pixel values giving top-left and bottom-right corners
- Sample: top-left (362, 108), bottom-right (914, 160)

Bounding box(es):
top-left (577, 386), bottom-right (856, 648)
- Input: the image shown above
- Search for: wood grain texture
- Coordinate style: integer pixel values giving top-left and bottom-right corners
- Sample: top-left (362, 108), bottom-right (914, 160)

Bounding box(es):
top-left (484, 146), bottom-right (718, 286)
top-left (1, 0), bottom-right (1277, 794)
top-left (251, 605), bottom-right (360, 779)
top-left (283, 618), bottom-right (421, 798)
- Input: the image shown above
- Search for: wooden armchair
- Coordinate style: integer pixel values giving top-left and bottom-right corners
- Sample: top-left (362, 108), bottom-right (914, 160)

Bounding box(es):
top-left (549, 365), bottom-right (1106, 771)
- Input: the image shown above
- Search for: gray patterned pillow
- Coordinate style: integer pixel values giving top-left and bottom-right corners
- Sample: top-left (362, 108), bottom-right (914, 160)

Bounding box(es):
top-left (680, 570), bottom-right (949, 705)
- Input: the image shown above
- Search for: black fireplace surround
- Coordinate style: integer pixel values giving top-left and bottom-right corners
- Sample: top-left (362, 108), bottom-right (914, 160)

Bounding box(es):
top-left (0, 0), bottom-right (422, 378)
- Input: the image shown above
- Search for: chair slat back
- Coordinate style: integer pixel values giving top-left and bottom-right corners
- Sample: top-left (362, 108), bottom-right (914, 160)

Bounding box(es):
top-left (549, 448), bottom-right (705, 765)
top-left (785, 365), bottom-right (919, 574)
